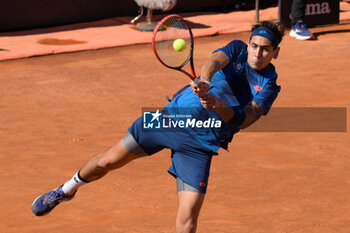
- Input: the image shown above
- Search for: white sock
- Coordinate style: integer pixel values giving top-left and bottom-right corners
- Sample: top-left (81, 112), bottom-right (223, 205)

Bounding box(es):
top-left (61, 171), bottom-right (89, 195)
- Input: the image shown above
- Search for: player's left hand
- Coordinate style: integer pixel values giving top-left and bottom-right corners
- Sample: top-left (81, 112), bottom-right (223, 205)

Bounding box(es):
top-left (190, 78), bottom-right (210, 98)
top-left (200, 94), bottom-right (221, 110)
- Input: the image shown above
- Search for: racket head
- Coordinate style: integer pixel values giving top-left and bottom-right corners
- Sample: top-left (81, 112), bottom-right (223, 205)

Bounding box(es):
top-left (152, 14), bottom-right (196, 79)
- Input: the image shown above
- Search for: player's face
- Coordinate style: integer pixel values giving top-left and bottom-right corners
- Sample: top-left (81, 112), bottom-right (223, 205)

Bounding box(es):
top-left (247, 36), bottom-right (280, 70)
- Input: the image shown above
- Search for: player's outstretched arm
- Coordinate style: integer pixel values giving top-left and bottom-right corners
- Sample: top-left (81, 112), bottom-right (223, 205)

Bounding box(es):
top-left (191, 51), bottom-right (230, 98)
top-left (200, 51), bottom-right (230, 83)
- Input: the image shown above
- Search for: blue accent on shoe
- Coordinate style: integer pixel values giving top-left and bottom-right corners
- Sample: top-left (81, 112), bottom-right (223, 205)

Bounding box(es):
top-left (31, 185), bottom-right (76, 216)
top-left (290, 20), bottom-right (314, 40)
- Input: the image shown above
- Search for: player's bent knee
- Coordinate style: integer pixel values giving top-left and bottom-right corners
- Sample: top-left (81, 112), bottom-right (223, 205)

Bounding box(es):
top-left (176, 219), bottom-right (197, 233)
top-left (94, 154), bottom-right (113, 171)
top-left (96, 155), bottom-right (123, 171)
top-left (96, 148), bottom-right (139, 171)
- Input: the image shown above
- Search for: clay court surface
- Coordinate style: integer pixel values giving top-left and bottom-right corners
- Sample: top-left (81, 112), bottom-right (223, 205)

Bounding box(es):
top-left (0, 21), bottom-right (350, 232)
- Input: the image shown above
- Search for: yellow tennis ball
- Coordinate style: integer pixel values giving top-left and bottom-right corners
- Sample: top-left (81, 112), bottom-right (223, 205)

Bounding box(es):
top-left (173, 39), bottom-right (186, 52)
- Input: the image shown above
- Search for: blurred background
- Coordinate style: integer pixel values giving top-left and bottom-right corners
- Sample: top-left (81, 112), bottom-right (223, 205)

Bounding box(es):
top-left (0, 0), bottom-right (278, 32)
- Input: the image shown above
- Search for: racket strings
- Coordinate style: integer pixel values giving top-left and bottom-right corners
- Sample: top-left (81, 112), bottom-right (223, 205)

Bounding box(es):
top-left (154, 17), bottom-right (192, 68)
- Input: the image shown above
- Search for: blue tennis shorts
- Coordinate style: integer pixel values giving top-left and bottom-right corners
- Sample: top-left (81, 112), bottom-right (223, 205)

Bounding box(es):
top-left (128, 117), bottom-right (215, 193)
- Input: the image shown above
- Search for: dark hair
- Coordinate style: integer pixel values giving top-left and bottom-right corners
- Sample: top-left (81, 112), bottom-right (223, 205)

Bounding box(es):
top-left (251, 21), bottom-right (285, 48)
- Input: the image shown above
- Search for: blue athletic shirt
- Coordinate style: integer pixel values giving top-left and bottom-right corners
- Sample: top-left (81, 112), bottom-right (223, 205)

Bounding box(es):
top-left (164, 40), bottom-right (281, 153)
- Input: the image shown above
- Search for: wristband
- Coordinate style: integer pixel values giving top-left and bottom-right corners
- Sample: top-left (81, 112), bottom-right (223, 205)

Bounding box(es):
top-left (227, 107), bottom-right (246, 129)
top-left (200, 80), bottom-right (211, 86)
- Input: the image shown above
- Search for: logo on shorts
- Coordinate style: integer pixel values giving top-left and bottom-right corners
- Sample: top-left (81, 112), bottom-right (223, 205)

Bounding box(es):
top-left (143, 109), bottom-right (162, 129)
top-left (199, 182), bottom-right (206, 187)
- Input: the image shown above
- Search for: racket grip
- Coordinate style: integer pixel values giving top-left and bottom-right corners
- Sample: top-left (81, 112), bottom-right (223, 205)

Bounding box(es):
top-left (194, 76), bottom-right (200, 84)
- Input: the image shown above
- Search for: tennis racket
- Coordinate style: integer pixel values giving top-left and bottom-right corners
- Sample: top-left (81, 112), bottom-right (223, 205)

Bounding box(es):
top-left (152, 14), bottom-right (197, 80)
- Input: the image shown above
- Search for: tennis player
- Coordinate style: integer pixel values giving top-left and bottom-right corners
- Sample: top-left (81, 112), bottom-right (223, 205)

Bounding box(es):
top-left (32, 20), bottom-right (284, 233)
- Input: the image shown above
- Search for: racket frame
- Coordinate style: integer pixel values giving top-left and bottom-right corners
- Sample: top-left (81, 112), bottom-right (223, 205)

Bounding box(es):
top-left (152, 14), bottom-right (196, 80)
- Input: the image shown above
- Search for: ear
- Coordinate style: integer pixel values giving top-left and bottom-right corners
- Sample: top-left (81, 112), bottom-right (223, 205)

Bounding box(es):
top-left (273, 47), bottom-right (280, 59)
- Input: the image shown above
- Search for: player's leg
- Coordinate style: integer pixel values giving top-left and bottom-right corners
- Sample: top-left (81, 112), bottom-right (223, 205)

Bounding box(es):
top-left (77, 135), bottom-right (143, 185)
top-left (176, 178), bottom-right (205, 233)
top-left (31, 133), bottom-right (146, 216)
top-left (169, 142), bottom-right (213, 233)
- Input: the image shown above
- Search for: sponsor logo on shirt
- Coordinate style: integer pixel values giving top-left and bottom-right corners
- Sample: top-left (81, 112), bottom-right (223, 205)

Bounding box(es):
top-left (234, 62), bottom-right (243, 72)
top-left (254, 85), bottom-right (263, 92)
